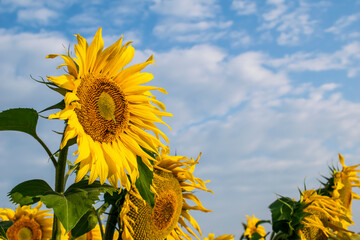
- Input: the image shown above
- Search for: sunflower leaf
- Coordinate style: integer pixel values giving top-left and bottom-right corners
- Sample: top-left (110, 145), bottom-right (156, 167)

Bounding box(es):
top-left (68, 209), bottom-right (98, 238)
top-left (135, 156), bottom-right (155, 208)
top-left (41, 180), bottom-right (116, 233)
top-left (0, 108), bottom-right (38, 137)
top-left (8, 179), bottom-right (53, 206)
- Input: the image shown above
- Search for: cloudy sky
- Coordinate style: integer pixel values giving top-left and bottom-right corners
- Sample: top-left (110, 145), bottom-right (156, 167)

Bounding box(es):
top-left (1, 0), bottom-right (360, 237)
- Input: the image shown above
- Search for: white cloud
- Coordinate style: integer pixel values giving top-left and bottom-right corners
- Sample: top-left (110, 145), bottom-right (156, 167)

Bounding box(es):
top-left (0, 29), bottom-right (69, 108)
top-left (153, 20), bottom-right (233, 42)
top-left (267, 41), bottom-right (360, 77)
top-left (259, 0), bottom-right (317, 45)
top-left (17, 7), bottom-right (58, 25)
top-left (150, 0), bottom-right (219, 19)
top-left (231, 0), bottom-right (257, 15)
top-left (326, 13), bottom-right (360, 35)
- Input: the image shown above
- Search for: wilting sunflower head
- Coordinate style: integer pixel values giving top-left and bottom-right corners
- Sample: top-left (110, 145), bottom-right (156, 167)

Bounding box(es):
top-left (120, 147), bottom-right (212, 240)
top-left (299, 189), bottom-right (354, 240)
top-left (243, 215), bottom-right (266, 240)
top-left (0, 202), bottom-right (52, 240)
top-left (46, 28), bottom-right (172, 189)
top-left (332, 154), bottom-right (360, 212)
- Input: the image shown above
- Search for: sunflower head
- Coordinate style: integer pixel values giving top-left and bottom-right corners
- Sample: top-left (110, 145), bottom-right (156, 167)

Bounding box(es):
top-left (332, 154), bottom-right (360, 211)
top-left (299, 189), bottom-right (354, 240)
top-left (46, 28), bottom-right (172, 189)
top-left (242, 215), bottom-right (266, 240)
top-left (120, 147), bottom-right (212, 240)
top-left (0, 202), bottom-right (52, 240)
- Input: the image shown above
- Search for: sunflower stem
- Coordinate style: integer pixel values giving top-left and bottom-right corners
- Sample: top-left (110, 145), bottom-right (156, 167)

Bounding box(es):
top-left (52, 135), bottom-right (69, 240)
top-left (33, 134), bottom-right (57, 167)
top-left (104, 205), bottom-right (118, 240)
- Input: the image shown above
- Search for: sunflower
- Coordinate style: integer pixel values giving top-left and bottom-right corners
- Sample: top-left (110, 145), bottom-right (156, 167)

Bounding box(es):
top-left (0, 202), bottom-right (52, 240)
top-left (120, 146), bottom-right (213, 240)
top-left (332, 154), bottom-right (360, 213)
top-left (203, 233), bottom-right (234, 240)
top-left (46, 28), bottom-right (172, 189)
top-left (299, 190), bottom-right (353, 240)
top-left (243, 215), bottom-right (266, 240)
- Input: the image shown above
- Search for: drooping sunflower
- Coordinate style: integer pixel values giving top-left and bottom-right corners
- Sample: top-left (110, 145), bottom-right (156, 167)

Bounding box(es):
top-left (120, 147), bottom-right (213, 240)
top-left (0, 202), bottom-right (52, 240)
top-left (332, 153), bottom-right (360, 212)
top-left (243, 215), bottom-right (266, 240)
top-left (46, 28), bottom-right (172, 189)
top-left (299, 190), bottom-right (354, 240)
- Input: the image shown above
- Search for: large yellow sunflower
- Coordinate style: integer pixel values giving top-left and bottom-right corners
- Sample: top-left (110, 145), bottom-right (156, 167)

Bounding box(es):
top-left (120, 147), bottom-right (213, 240)
top-left (46, 28), bottom-right (172, 189)
top-left (0, 202), bottom-right (52, 240)
top-left (243, 215), bottom-right (266, 240)
top-left (299, 190), bottom-right (354, 240)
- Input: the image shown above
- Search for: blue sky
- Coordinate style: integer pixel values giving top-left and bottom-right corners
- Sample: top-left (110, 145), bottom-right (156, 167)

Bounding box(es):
top-left (1, 0), bottom-right (360, 237)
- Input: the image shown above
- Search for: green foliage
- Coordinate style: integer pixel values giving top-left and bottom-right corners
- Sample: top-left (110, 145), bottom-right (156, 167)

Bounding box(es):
top-left (69, 209), bottom-right (98, 239)
top-left (0, 221), bottom-right (13, 240)
top-left (269, 197), bottom-right (310, 240)
top-left (0, 108), bottom-right (38, 137)
top-left (8, 179), bottom-right (116, 233)
top-left (43, 180), bottom-right (115, 233)
top-left (8, 179), bottom-right (53, 206)
top-left (135, 156), bottom-right (155, 208)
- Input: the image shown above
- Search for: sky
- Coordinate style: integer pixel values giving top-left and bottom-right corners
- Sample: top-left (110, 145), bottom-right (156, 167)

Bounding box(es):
top-left (1, 0), bottom-right (360, 237)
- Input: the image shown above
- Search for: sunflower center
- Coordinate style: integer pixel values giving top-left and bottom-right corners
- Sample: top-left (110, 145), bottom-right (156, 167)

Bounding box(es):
top-left (75, 75), bottom-right (129, 143)
top-left (152, 191), bottom-right (177, 230)
top-left (98, 92), bottom-right (116, 121)
top-left (7, 216), bottom-right (42, 240)
top-left (18, 227), bottom-right (32, 240)
top-left (124, 170), bottom-right (183, 240)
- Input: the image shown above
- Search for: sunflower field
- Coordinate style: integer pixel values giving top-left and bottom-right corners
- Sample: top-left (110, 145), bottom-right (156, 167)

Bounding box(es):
top-left (0, 28), bottom-right (360, 240)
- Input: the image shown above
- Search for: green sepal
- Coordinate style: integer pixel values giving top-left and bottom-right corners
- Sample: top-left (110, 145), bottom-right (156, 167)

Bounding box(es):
top-left (8, 179), bottom-right (53, 206)
top-left (32, 76), bottom-right (67, 96)
top-left (251, 232), bottom-right (264, 240)
top-left (269, 197), bottom-right (310, 240)
top-left (0, 221), bottom-right (13, 239)
top-left (69, 209), bottom-right (98, 239)
top-left (135, 156), bottom-right (155, 208)
top-left (0, 108), bottom-right (38, 137)
top-left (39, 100), bottom-right (65, 113)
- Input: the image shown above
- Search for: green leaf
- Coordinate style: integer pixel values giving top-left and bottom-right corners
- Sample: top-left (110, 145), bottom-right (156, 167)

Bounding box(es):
top-left (135, 156), bottom-right (155, 208)
top-left (0, 108), bottom-right (38, 137)
top-left (41, 189), bottom-right (91, 233)
top-left (0, 221), bottom-right (12, 239)
top-left (69, 209), bottom-right (98, 239)
top-left (42, 180), bottom-right (116, 233)
top-left (8, 179), bottom-right (53, 206)
top-left (39, 100), bottom-right (65, 113)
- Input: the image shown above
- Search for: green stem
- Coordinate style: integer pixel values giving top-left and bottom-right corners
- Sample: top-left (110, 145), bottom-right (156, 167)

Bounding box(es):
top-left (104, 205), bottom-right (118, 240)
top-left (52, 140), bottom-right (69, 240)
top-left (34, 134), bottom-right (57, 167)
